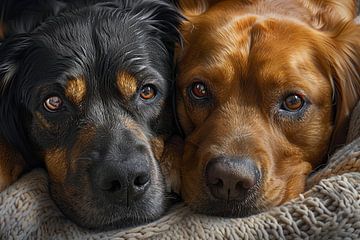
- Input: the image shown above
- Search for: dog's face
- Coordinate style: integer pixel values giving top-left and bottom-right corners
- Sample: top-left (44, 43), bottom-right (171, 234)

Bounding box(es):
top-left (0, 1), bottom-right (181, 229)
top-left (176, 0), bottom-right (360, 216)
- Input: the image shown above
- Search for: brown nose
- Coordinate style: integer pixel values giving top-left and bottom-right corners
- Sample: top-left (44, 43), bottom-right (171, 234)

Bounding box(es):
top-left (205, 157), bottom-right (261, 201)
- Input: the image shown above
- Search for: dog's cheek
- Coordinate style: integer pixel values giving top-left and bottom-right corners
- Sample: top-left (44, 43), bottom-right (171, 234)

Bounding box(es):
top-left (180, 142), bottom-right (205, 204)
top-left (0, 140), bottom-right (26, 191)
top-left (43, 148), bottom-right (68, 184)
top-left (262, 155), bottom-right (312, 207)
top-left (177, 96), bottom-right (195, 136)
top-left (157, 136), bottom-right (184, 193)
top-left (151, 137), bottom-right (165, 161)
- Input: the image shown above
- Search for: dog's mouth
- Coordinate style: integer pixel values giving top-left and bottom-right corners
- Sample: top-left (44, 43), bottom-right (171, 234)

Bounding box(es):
top-left (192, 182), bottom-right (265, 217)
top-left (49, 169), bottom-right (167, 229)
top-left (187, 155), bottom-right (265, 217)
top-left (45, 145), bottom-right (167, 229)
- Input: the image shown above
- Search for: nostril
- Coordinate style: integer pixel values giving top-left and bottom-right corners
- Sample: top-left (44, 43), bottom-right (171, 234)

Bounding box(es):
top-left (236, 177), bottom-right (256, 190)
top-left (209, 178), bottom-right (223, 188)
top-left (134, 174), bottom-right (150, 187)
top-left (101, 180), bottom-right (122, 192)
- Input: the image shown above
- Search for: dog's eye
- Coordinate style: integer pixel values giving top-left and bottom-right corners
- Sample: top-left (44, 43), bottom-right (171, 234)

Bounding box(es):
top-left (140, 85), bottom-right (156, 100)
top-left (282, 94), bottom-right (304, 112)
top-left (190, 82), bottom-right (208, 99)
top-left (44, 96), bottom-right (63, 112)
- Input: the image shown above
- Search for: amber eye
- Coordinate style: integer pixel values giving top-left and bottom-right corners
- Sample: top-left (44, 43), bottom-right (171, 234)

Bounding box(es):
top-left (190, 82), bottom-right (208, 99)
top-left (282, 94), bottom-right (304, 112)
top-left (140, 85), bottom-right (156, 100)
top-left (44, 96), bottom-right (63, 112)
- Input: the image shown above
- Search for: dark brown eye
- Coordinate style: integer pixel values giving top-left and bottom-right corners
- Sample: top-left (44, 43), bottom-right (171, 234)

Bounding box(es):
top-left (140, 85), bottom-right (156, 100)
top-left (282, 94), bottom-right (304, 112)
top-left (190, 82), bottom-right (208, 99)
top-left (44, 96), bottom-right (63, 112)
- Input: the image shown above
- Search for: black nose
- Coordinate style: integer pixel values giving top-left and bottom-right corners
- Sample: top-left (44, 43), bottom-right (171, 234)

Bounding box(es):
top-left (95, 152), bottom-right (151, 202)
top-left (205, 156), bottom-right (261, 201)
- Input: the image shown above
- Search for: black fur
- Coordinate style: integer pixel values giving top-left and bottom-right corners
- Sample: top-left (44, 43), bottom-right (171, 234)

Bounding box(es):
top-left (0, 0), bottom-right (182, 229)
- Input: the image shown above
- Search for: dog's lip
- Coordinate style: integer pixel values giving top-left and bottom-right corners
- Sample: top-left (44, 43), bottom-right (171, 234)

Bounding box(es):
top-left (193, 199), bottom-right (264, 218)
top-left (55, 194), bottom-right (166, 229)
top-left (192, 179), bottom-right (264, 217)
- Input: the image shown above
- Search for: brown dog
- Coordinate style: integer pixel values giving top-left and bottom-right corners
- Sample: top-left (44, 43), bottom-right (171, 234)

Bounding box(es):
top-left (175, 0), bottom-right (360, 217)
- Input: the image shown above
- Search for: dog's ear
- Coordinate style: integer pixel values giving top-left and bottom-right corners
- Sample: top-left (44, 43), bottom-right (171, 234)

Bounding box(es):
top-left (317, 19), bottom-right (360, 152)
top-left (300, 0), bottom-right (360, 152)
top-left (299, 0), bottom-right (358, 30)
top-left (133, 0), bottom-right (184, 53)
top-left (178, 0), bottom-right (219, 16)
top-left (0, 35), bottom-right (31, 94)
top-left (0, 34), bottom-right (33, 191)
top-left (0, 35), bottom-right (33, 158)
top-left (0, 0), bottom-right (67, 39)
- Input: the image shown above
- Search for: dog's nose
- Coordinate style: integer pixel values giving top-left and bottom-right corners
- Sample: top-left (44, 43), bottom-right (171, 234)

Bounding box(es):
top-left (95, 152), bottom-right (151, 201)
top-left (98, 165), bottom-right (150, 197)
top-left (205, 157), bottom-right (260, 201)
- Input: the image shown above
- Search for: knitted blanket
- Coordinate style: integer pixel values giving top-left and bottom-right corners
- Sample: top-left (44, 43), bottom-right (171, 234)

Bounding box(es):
top-left (1, 99), bottom-right (360, 239)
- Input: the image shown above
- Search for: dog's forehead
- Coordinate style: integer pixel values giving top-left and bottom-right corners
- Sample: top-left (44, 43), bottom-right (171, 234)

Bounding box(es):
top-left (179, 15), bottom-right (329, 101)
top-left (26, 12), bottom-right (164, 92)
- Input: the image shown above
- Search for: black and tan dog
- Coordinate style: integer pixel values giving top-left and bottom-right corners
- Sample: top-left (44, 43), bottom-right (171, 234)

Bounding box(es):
top-left (0, 0), bottom-right (182, 229)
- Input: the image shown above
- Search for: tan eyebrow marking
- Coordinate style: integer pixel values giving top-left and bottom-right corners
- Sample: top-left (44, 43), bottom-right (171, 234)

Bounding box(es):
top-left (116, 71), bottom-right (138, 99)
top-left (65, 76), bottom-right (86, 105)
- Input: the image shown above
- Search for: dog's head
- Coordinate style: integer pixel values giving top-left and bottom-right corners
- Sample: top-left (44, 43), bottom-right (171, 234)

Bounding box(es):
top-left (0, 0), bottom-right (182, 229)
top-left (176, 0), bottom-right (360, 216)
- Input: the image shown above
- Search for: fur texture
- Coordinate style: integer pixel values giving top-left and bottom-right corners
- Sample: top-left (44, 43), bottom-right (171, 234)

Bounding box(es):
top-left (0, 0), bottom-right (182, 229)
top-left (176, 0), bottom-right (360, 217)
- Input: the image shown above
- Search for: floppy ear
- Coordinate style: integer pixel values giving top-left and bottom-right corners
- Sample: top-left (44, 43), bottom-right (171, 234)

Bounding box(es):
top-left (298, 0), bottom-right (360, 151)
top-left (0, 0), bottom-right (67, 39)
top-left (133, 0), bottom-right (184, 55)
top-left (298, 0), bottom-right (358, 30)
top-left (0, 35), bottom-right (34, 191)
top-left (0, 34), bottom-right (34, 162)
top-left (323, 20), bottom-right (360, 152)
top-left (178, 0), bottom-right (219, 16)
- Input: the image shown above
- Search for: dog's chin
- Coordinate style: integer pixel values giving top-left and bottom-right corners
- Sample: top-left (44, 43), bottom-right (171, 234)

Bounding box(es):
top-left (191, 200), bottom-right (266, 218)
top-left (49, 181), bottom-right (167, 230)
top-left (189, 190), bottom-right (266, 218)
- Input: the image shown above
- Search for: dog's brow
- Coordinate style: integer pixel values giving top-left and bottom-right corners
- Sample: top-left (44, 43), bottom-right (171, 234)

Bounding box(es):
top-left (116, 71), bottom-right (138, 99)
top-left (65, 76), bottom-right (86, 105)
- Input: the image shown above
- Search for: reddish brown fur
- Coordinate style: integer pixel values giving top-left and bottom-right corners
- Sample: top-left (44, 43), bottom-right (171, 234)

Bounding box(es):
top-left (177, 0), bottom-right (360, 212)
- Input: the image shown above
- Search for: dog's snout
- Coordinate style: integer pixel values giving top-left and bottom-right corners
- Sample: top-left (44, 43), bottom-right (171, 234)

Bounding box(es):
top-left (94, 147), bottom-right (152, 202)
top-left (98, 164), bottom-right (150, 198)
top-left (205, 157), bottom-right (260, 201)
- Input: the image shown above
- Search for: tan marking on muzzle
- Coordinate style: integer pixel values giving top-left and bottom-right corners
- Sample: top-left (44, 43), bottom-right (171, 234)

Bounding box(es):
top-left (116, 71), bottom-right (138, 100)
top-left (65, 76), bottom-right (86, 105)
top-left (44, 148), bottom-right (68, 183)
top-left (122, 116), bottom-right (148, 143)
top-left (0, 140), bottom-right (25, 191)
top-left (35, 111), bottom-right (52, 129)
